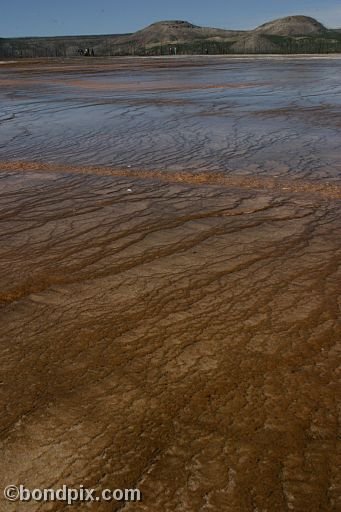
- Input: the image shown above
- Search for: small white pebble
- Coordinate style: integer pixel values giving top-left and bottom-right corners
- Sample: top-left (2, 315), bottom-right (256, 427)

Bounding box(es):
top-left (127, 188), bottom-right (133, 192)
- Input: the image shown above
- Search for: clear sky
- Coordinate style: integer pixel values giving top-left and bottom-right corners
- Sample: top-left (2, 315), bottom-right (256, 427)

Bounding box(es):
top-left (2, 0), bottom-right (341, 37)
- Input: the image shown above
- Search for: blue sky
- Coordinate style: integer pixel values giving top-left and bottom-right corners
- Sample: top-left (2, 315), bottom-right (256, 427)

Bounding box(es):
top-left (2, 0), bottom-right (341, 37)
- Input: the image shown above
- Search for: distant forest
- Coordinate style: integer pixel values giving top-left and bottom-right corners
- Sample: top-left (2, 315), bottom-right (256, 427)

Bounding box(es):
top-left (1, 31), bottom-right (341, 58)
top-left (159, 35), bottom-right (341, 55)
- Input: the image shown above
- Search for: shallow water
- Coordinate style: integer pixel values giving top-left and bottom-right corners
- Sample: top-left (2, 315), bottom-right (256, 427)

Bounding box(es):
top-left (0, 58), bottom-right (340, 511)
top-left (1, 57), bottom-right (341, 180)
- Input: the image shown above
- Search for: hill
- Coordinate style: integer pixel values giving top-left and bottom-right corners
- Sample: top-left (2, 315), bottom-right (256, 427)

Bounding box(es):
top-left (1, 15), bottom-right (341, 58)
top-left (254, 15), bottom-right (326, 36)
top-left (117, 20), bottom-right (243, 46)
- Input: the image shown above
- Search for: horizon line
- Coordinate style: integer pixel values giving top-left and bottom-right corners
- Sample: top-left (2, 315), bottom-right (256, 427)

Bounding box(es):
top-left (1, 14), bottom-right (339, 40)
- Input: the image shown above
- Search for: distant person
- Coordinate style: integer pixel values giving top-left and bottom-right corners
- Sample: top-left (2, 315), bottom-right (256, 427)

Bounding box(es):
top-left (91, 48), bottom-right (95, 56)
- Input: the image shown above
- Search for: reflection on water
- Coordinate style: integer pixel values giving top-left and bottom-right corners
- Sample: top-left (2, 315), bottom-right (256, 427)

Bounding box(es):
top-left (0, 58), bottom-right (340, 512)
top-left (1, 57), bottom-right (341, 180)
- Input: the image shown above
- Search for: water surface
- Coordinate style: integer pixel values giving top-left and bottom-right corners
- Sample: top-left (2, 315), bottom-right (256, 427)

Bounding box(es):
top-left (0, 58), bottom-right (340, 512)
top-left (1, 56), bottom-right (341, 180)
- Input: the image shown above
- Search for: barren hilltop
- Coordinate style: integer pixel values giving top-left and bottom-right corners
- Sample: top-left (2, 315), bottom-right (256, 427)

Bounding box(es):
top-left (254, 15), bottom-right (326, 36)
top-left (1, 15), bottom-right (341, 57)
